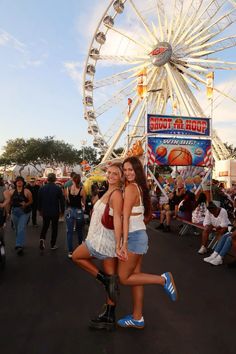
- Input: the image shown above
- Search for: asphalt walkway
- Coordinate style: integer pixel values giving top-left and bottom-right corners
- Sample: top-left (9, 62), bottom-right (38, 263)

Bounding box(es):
top-left (0, 218), bottom-right (235, 354)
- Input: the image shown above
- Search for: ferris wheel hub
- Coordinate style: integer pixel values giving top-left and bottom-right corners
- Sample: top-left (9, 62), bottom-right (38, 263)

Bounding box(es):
top-left (149, 42), bottom-right (172, 67)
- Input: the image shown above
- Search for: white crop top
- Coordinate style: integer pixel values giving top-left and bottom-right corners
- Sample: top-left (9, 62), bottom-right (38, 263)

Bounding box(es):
top-left (131, 184), bottom-right (145, 214)
top-left (129, 184), bottom-right (145, 232)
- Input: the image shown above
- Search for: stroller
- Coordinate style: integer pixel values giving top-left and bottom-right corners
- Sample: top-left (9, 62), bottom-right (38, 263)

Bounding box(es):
top-left (0, 209), bottom-right (6, 270)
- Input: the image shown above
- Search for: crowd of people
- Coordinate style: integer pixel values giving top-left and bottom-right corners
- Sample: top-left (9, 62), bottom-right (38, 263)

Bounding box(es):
top-left (0, 159), bottom-right (178, 330)
top-left (1, 163), bottom-right (236, 330)
top-left (152, 177), bottom-right (236, 266)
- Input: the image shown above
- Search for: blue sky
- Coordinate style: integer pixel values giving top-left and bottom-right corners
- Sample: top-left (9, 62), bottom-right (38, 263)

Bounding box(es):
top-left (0, 0), bottom-right (236, 154)
top-left (0, 0), bottom-right (110, 152)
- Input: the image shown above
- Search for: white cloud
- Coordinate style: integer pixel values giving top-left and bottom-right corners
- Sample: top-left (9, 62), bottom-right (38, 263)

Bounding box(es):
top-left (0, 28), bottom-right (26, 53)
top-left (64, 61), bottom-right (84, 93)
top-left (0, 28), bottom-right (47, 69)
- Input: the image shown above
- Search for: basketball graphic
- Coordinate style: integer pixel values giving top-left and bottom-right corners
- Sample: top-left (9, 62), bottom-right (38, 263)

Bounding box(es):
top-left (156, 145), bottom-right (167, 157)
top-left (168, 147), bottom-right (192, 165)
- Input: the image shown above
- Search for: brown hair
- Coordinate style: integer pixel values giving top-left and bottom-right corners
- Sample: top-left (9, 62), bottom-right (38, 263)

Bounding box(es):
top-left (73, 173), bottom-right (81, 188)
top-left (122, 156), bottom-right (151, 219)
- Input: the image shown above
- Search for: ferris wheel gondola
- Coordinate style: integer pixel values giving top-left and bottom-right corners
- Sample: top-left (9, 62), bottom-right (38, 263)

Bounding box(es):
top-left (82, 0), bottom-right (236, 162)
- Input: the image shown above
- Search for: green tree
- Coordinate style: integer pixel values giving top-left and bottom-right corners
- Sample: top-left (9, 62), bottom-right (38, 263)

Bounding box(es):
top-left (0, 137), bottom-right (100, 168)
top-left (81, 146), bottom-right (101, 165)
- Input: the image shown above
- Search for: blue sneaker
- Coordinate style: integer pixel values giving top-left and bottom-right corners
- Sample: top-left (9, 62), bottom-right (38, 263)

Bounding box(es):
top-left (162, 272), bottom-right (178, 301)
top-left (117, 315), bottom-right (145, 329)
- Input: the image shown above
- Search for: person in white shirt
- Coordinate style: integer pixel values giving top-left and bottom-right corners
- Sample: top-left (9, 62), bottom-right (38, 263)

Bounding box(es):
top-left (198, 201), bottom-right (229, 254)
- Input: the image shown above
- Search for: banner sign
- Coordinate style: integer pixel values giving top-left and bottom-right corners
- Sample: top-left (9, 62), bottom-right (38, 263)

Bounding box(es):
top-left (147, 136), bottom-right (213, 167)
top-left (147, 114), bottom-right (210, 136)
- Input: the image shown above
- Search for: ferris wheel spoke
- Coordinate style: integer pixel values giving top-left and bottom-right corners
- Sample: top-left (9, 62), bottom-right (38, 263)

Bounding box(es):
top-left (95, 83), bottom-right (137, 117)
top-left (181, 73), bottom-right (201, 91)
top-left (175, 70), bottom-right (204, 116)
top-left (173, 63), bottom-right (206, 85)
top-left (96, 55), bottom-right (149, 63)
top-left (105, 24), bottom-right (151, 52)
top-left (178, 0), bottom-right (225, 47)
top-left (190, 41), bottom-right (236, 57)
top-left (185, 35), bottom-right (236, 55)
top-left (127, 0), bottom-right (158, 43)
top-left (187, 7), bottom-right (236, 48)
top-left (155, 0), bottom-right (165, 41)
top-left (213, 87), bottom-right (236, 104)
top-left (182, 57), bottom-right (236, 67)
top-left (186, 1), bottom-right (229, 43)
top-left (102, 97), bottom-right (141, 161)
top-left (170, 0), bottom-right (187, 41)
top-left (171, 0), bottom-right (197, 45)
top-left (179, 74), bottom-right (205, 116)
top-left (165, 64), bottom-right (191, 115)
top-left (167, 0), bottom-right (180, 42)
top-left (93, 62), bottom-right (152, 89)
top-left (173, 0), bottom-right (204, 47)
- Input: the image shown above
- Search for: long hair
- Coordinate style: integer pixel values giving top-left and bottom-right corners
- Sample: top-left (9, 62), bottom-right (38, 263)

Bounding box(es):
top-left (73, 174), bottom-right (81, 188)
top-left (196, 192), bottom-right (207, 206)
top-left (122, 156), bottom-right (151, 219)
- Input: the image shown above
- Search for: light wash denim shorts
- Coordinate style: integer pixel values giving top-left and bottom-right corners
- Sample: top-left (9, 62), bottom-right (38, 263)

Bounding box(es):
top-left (85, 240), bottom-right (111, 260)
top-left (128, 229), bottom-right (148, 255)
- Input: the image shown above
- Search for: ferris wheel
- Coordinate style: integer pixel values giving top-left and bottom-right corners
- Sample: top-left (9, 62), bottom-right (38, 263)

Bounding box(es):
top-left (82, 0), bottom-right (236, 162)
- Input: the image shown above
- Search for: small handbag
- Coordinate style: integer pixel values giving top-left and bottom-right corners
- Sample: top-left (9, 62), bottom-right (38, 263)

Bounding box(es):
top-left (101, 189), bottom-right (118, 230)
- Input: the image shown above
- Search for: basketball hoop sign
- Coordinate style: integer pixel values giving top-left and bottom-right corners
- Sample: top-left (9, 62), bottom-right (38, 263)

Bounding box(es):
top-left (148, 136), bottom-right (213, 167)
top-left (149, 42), bottom-right (172, 67)
top-left (147, 114), bottom-right (210, 136)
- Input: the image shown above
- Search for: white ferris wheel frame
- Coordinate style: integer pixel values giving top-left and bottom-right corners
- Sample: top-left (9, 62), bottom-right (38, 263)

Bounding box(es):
top-left (82, 0), bottom-right (236, 163)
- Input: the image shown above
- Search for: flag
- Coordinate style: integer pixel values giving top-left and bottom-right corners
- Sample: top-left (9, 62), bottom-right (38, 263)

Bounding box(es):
top-left (206, 72), bottom-right (214, 100)
top-left (137, 67), bottom-right (147, 99)
top-left (147, 144), bottom-right (156, 165)
top-left (203, 146), bottom-right (213, 167)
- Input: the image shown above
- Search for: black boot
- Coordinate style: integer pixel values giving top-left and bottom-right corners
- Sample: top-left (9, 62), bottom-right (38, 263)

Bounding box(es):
top-left (89, 304), bottom-right (116, 330)
top-left (96, 271), bottom-right (119, 303)
top-left (156, 223), bottom-right (164, 230)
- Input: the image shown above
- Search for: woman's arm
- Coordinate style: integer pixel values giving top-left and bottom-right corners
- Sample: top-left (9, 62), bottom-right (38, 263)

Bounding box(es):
top-left (0, 190), bottom-right (11, 214)
top-left (110, 190), bottom-right (123, 250)
top-left (81, 187), bottom-right (86, 207)
top-left (122, 184), bottom-right (137, 243)
top-left (24, 189), bottom-right (33, 207)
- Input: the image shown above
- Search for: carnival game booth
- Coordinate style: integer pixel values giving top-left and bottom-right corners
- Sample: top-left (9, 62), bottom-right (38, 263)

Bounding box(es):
top-left (146, 114), bottom-right (213, 211)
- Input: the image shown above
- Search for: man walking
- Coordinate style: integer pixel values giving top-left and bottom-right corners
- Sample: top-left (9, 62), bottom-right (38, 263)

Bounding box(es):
top-left (38, 173), bottom-right (65, 250)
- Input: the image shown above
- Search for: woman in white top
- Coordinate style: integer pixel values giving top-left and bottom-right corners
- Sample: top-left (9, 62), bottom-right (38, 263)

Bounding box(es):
top-left (72, 162), bottom-right (123, 330)
top-left (116, 157), bottom-right (178, 329)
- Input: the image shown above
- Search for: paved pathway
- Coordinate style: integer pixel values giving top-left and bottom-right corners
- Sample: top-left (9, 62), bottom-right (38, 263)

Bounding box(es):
top-left (0, 218), bottom-right (235, 354)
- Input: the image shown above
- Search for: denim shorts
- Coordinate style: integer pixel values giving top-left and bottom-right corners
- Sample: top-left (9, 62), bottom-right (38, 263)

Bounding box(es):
top-left (128, 229), bottom-right (148, 255)
top-left (84, 240), bottom-right (111, 260)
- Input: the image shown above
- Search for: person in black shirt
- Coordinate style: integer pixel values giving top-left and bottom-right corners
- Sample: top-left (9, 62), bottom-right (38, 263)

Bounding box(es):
top-left (10, 176), bottom-right (33, 254)
top-left (38, 173), bottom-right (65, 250)
top-left (64, 174), bottom-right (86, 258)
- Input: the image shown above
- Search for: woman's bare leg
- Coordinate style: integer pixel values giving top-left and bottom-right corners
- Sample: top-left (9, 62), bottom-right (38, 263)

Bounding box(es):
top-left (131, 256), bottom-right (144, 320)
top-left (72, 243), bottom-right (98, 276)
top-left (118, 252), bottom-right (165, 287)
